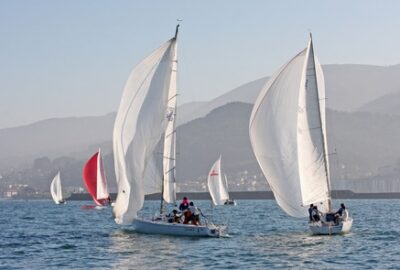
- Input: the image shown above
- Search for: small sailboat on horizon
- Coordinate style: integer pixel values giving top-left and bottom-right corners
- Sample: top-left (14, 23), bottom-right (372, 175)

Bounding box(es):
top-left (207, 156), bottom-right (236, 206)
top-left (112, 25), bottom-right (226, 237)
top-left (82, 148), bottom-right (111, 207)
top-left (249, 35), bottom-right (353, 235)
top-left (50, 171), bottom-right (65, 204)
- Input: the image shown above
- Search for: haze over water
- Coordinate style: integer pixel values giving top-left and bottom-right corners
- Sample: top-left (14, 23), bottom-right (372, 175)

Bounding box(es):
top-left (1, 199), bottom-right (398, 269)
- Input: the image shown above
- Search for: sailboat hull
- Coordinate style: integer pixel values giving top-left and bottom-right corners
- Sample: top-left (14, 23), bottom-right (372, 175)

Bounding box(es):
top-left (54, 200), bottom-right (66, 205)
top-left (224, 200), bottom-right (237, 206)
top-left (132, 218), bottom-right (225, 237)
top-left (309, 218), bottom-right (353, 235)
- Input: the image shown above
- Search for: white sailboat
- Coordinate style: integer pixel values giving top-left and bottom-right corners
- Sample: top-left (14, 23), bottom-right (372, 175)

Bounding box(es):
top-left (112, 25), bottom-right (225, 237)
top-left (249, 35), bottom-right (352, 235)
top-left (50, 171), bottom-right (65, 204)
top-left (207, 156), bottom-right (236, 206)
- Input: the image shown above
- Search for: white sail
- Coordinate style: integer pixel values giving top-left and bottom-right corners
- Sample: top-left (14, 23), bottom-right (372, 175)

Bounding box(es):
top-left (207, 156), bottom-right (230, 206)
top-left (96, 149), bottom-right (109, 200)
top-left (50, 171), bottom-right (63, 204)
top-left (162, 36), bottom-right (178, 204)
top-left (224, 174), bottom-right (230, 199)
top-left (113, 35), bottom-right (178, 225)
top-left (249, 38), bottom-right (330, 218)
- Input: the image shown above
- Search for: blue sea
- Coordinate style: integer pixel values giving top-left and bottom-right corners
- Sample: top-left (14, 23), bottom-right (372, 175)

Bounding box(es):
top-left (1, 199), bottom-right (399, 269)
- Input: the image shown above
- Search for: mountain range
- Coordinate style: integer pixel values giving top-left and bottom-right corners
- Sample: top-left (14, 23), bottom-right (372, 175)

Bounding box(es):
top-left (1, 64), bottom-right (400, 192)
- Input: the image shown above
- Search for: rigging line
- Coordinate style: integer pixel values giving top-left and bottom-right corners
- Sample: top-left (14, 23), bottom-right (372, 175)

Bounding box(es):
top-left (309, 126), bottom-right (322, 130)
top-left (163, 156), bottom-right (176, 161)
top-left (328, 113), bottom-right (341, 200)
top-left (168, 94), bottom-right (178, 101)
top-left (165, 129), bottom-right (177, 138)
top-left (164, 167), bottom-right (176, 174)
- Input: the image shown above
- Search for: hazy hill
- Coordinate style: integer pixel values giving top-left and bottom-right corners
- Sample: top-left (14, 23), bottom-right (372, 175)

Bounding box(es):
top-left (176, 103), bottom-right (400, 186)
top-left (0, 113), bottom-right (115, 161)
top-left (2, 63), bottom-right (400, 163)
top-left (326, 110), bottom-right (400, 180)
top-left (178, 64), bottom-right (400, 125)
top-left (357, 92), bottom-right (400, 115)
top-left (2, 63), bottom-right (400, 192)
top-left (177, 77), bottom-right (268, 125)
top-left (176, 102), bottom-right (259, 181)
top-left (323, 64), bottom-right (400, 111)
top-left (3, 102), bottom-right (400, 194)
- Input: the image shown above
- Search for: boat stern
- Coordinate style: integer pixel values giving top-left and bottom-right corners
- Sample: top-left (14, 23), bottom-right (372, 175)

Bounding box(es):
top-left (309, 218), bottom-right (353, 235)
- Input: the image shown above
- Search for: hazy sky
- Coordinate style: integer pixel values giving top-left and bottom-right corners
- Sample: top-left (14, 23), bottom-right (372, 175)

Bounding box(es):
top-left (1, 0), bottom-right (399, 129)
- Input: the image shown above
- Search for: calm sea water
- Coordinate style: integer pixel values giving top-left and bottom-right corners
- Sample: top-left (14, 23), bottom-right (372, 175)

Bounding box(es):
top-left (1, 199), bottom-right (399, 269)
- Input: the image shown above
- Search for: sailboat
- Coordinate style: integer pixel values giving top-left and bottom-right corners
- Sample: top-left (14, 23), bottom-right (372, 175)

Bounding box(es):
top-left (82, 149), bottom-right (111, 207)
top-left (112, 25), bottom-right (226, 237)
top-left (50, 171), bottom-right (65, 204)
top-left (207, 156), bottom-right (236, 206)
top-left (249, 35), bottom-right (353, 235)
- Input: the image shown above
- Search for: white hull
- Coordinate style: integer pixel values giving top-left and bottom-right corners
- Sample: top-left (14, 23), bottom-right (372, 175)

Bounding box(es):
top-left (309, 218), bottom-right (353, 235)
top-left (132, 217), bottom-right (226, 237)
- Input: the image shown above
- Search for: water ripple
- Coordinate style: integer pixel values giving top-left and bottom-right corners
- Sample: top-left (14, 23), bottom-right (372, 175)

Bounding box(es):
top-left (1, 200), bottom-right (400, 269)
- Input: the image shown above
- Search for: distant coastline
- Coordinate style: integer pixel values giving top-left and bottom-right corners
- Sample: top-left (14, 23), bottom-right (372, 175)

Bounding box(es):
top-left (66, 190), bottom-right (400, 201)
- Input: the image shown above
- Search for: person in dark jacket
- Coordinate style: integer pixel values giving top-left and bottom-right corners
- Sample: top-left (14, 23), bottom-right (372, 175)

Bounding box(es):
top-left (311, 206), bottom-right (321, 222)
top-left (179, 197), bottom-right (189, 211)
top-left (334, 203), bottom-right (346, 224)
top-left (308, 204), bottom-right (314, 222)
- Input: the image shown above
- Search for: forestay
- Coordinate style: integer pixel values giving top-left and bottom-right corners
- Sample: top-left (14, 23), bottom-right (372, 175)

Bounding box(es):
top-left (207, 156), bottom-right (230, 206)
top-left (113, 37), bottom-right (178, 225)
top-left (249, 38), bottom-right (330, 218)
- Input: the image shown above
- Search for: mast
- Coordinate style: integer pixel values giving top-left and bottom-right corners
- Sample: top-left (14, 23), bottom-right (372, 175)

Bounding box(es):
top-left (308, 34), bottom-right (332, 211)
top-left (159, 24), bottom-right (179, 214)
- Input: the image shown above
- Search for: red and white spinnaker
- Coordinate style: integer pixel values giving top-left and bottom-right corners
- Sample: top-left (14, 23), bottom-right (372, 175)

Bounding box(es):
top-left (83, 149), bottom-right (110, 206)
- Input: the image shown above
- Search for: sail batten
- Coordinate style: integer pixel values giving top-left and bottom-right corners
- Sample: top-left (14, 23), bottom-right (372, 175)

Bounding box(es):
top-left (249, 38), bottom-right (330, 218)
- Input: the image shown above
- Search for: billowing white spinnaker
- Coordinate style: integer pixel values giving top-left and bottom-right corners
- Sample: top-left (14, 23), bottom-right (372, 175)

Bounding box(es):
top-left (112, 38), bottom-right (178, 225)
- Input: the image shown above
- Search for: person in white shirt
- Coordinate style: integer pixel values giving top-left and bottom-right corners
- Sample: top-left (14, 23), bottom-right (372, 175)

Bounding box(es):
top-left (188, 202), bottom-right (201, 225)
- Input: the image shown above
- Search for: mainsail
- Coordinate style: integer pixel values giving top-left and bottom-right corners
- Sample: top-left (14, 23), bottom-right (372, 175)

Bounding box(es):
top-left (249, 37), bottom-right (331, 218)
top-left (113, 27), bottom-right (179, 225)
top-left (83, 149), bottom-right (109, 206)
top-left (207, 156), bottom-right (230, 206)
top-left (50, 171), bottom-right (63, 204)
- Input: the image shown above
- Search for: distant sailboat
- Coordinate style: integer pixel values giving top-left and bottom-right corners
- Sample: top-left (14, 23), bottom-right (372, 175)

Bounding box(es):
top-left (112, 25), bottom-right (225, 237)
top-left (83, 149), bottom-right (110, 206)
top-left (50, 171), bottom-right (65, 204)
top-left (249, 35), bottom-right (352, 235)
top-left (207, 156), bottom-right (236, 206)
